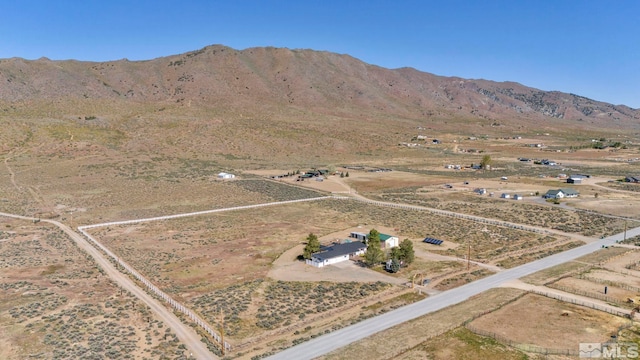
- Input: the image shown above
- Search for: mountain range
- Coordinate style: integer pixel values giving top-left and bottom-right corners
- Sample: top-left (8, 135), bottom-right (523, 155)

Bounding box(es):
top-left (1, 45), bottom-right (639, 158)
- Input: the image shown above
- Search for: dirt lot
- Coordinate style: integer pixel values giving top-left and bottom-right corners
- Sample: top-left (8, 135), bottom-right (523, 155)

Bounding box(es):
top-left (550, 277), bottom-right (639, 305)
top-left (0, 217), bottom-right (189, 360)
top-left (601, 250), bottom-right (640, 275)
top-left (468, 293), bottom-right (629, 349)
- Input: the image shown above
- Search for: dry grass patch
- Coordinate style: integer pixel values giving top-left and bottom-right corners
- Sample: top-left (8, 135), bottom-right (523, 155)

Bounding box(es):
top-left (370, 190), bottom-right (633, 237)
top-left (549, 277), bottom-right (639, 306)
top-left (521, 247), bottom-right (631, 285)
top-left (0, 218), bottom-right (190, 360)
top-left (467, 293), bottom-right (630, 350)
top-left (398, 327), bottom-right (530, 360)
top-left (434, 268), bottom-right (494, 291)
top-left (495, 240), bottom-right (584, 268)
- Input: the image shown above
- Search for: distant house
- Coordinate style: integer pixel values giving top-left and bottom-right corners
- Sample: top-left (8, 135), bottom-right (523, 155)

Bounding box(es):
top-left (501, 193), bottom-right (511, 199)
top-left (561, 188), bottom-right (580, 198)
top-left (306, 242), bottom-right (367, 268)
top-left (474, 188), bottom-right (487, 195)
top-left (217, 172), bottom-right (235, 179)
top-left (513, 194), bottom-right (523, 200)
top-left (432, 139), bottom-right (441, 144)
top-left (543, 188), bottom-right (579, 199)
top-left (544, 189), bottom-right (564, 199)
top-left (625, 176), bottom-right (640, 183)
top-left (567, 176), bottom-right (583, 184)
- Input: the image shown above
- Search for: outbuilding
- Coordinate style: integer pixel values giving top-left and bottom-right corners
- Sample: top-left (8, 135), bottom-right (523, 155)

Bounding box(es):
top-left (217, 172), bottom-right (235, 179)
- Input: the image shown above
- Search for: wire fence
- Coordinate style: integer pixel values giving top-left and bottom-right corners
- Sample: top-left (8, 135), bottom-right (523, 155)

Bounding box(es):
top-left (545, 284), bottom-right (626, 305)
top-left (465, 324), bottom-right (580, 356)
top-left (331, 196), bottom-right (551, 235)
top-left (78, 227), bottom-right (232, 352)
top-left (577, 274), bottom-right (640, 294)
top-left (76, 196), bottom-right (334, 354)
top-left (464, 290), bottom-right (637, 356)
top-left (528, 289), bottom-right (631, 318)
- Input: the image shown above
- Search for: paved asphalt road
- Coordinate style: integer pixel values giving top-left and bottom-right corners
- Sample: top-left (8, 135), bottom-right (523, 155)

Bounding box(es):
top-left (267, 226), bottom-right (640, 360)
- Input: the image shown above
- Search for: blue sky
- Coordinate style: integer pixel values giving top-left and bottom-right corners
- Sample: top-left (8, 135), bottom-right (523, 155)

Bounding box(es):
top-left (2, 1), bottom-right (639, 108)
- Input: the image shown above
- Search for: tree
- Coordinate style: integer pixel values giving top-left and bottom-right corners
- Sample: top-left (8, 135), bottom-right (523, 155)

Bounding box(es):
top-left (345, 171), bottom-right (349, 177)
top-left (340, 172), bottom-right (345, 178)
top-left (368, 229), bottom-right (380, 244)
top-left (480, 154), bottom-right (492, 170)
top-left (364, 229), bottom-right (383, 266)
top-left (388, 258), bottom-right (400, 273)
top-left (389, 247), bottom-right (402, 261)
top-left (302, 233), bottom-right (320, 260)
top-left (398, 239), bottom-right (415, 265)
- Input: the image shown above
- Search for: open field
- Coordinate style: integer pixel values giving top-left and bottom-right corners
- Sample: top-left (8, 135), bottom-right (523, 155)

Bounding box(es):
top-left (0, 217), bottom-right (191, 360)
top-left (367, 188), bottom-right (632, 236)
top-left (467, 293), bottom-right (630, 350)
top-left (2, 111), bottom-right (640, 360)
top-left (82, 196), bottom-right (583, 356)
top-left (520, 247), bottom-right (632, 286)
top-left (396, 327), bottom-right (531, 360)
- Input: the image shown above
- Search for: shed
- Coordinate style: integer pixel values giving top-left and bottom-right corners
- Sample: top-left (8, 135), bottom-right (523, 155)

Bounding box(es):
top-left (379, 233), bottom-right (399, 249)
top-left (349, 232), bottom-right (368, 242)
top-left (217, 172), bottom-right (235, 179)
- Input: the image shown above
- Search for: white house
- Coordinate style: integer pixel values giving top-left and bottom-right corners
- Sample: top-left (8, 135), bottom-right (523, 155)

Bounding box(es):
top-left (513, 194), bottom-right (523, 200)
top-left (501, 193), bottom-right (511, 199)
top-left (217, 172), bottom-right (235, 179)
top-left (306, 241), bottom-right (367, 268)
top-left (379, 233), bottom-right (399, 249)
top-left (543, 188), bottom-right (580, 199)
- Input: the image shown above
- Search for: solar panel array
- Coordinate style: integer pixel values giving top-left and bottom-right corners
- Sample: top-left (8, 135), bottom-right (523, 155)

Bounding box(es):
top-left (423, 237), bottom-right (443, 245)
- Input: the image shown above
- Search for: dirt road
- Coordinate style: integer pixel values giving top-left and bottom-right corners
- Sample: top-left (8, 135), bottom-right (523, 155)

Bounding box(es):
top-left (0, 211), bottom-right (215, 360)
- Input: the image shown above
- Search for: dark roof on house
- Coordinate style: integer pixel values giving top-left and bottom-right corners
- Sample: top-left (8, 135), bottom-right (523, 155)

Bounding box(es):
top-left (544, 189), bottom-right (562, 197)
top-left (313, 242), bottom-right (366, 261)
top-left (560, 188), bottom-right (580, 196)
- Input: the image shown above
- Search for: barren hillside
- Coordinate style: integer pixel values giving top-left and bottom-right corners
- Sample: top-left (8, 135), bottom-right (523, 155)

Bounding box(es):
top-left (1, 45), bottom-right (637, 127)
